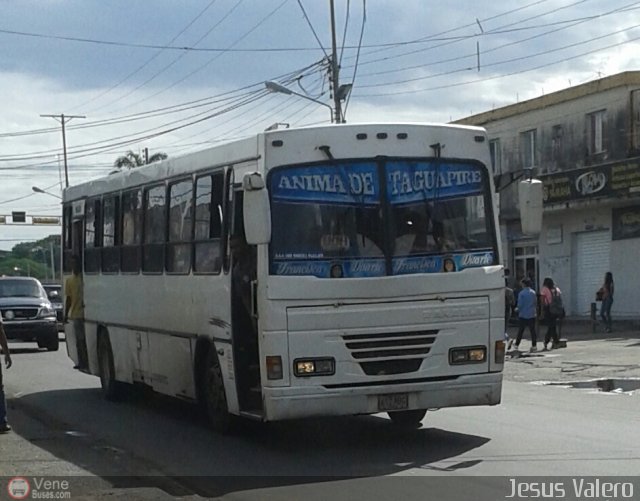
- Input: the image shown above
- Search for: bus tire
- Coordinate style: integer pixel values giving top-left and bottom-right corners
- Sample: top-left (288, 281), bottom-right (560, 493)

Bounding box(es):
top-left (388, 409), bottom-right (427, 428)
top-left (98, 332), bottom-right (126, 401)
top-left (203, 347), bottom-right (233, 433)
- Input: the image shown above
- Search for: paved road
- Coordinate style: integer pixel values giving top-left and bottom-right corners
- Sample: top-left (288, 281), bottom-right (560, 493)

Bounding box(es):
top-left (1, 335), bottom-right (639, 499)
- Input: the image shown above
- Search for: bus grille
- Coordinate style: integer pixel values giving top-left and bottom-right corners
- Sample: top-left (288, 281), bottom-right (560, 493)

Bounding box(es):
top-left (343, 330), bottom-right (438, 376)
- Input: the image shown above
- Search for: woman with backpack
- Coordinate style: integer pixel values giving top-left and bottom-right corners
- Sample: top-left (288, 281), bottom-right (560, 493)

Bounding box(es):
top-left (598, 272), bottom-right (615, 333)
top-left (541, 277), bottom-right (563, 350)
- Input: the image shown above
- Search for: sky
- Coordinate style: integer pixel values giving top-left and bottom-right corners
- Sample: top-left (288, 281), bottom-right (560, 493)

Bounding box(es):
top-left (2, 0), bottom-right (640, 249)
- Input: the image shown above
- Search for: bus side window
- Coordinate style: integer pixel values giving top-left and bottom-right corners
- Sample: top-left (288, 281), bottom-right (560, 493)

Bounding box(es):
top-left (194, 172), bottom-right (224, 273)
top-left (62, 204), bottom-right (73, 273)
top-left (102, 195), bottom-right (120, 273)
top-left (142, 184), bottom-right (166, 273)
top-left (167, 179), bottom-right (193, 274)
top-left (84, 198), bottom-right (102, 273)
top-left (121, 189), bottom-right (142, 273)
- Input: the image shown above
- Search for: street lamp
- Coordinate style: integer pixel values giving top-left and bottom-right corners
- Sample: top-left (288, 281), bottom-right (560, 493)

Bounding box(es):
top-left (264, 81), bottom-right (334, 123)
top-left (32, 186), bottom-right (62, 200)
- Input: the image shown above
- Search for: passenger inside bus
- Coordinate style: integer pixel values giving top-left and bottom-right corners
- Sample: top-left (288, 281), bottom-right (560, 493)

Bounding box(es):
top-left (230, 235), bottom-right (255, 327)
top-left (394, 211), bottom-right (436, 255)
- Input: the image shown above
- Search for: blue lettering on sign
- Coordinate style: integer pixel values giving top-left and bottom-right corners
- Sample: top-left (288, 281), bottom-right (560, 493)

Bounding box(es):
top-left (271, 163), bottom-right (379, 205)
top-left (393, 256), bottom-right (442, 275)
top-left (459, 251), bottom-right (494, 267)
top-left (386, 162), bottom-right (483, 204)
top-left (270, 162), bottom-right (484, 205)
top-left (272, 258), bottom-right (385, 278)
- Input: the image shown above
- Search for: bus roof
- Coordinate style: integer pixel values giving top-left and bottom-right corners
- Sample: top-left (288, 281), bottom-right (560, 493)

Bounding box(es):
top-left (63, 122), bottom-right (488, 202)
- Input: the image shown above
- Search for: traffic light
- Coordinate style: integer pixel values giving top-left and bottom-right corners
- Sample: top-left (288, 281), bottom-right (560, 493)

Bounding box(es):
top-left (11, 211), bottom-right (26, 223)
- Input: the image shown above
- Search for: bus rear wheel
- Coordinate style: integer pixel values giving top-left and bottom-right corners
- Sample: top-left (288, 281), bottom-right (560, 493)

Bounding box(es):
top-left (388, 409), bottom-right (427, 428)
top-left (203, 347), bottom-right (233, 433)
top-left (98, 333), bottom-right (126, 401)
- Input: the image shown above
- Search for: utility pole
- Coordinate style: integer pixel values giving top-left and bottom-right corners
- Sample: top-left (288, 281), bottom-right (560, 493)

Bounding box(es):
top-left (49, 240), bottom-right (56, 282)
top-left (41, 113), bottom-right (85, 187)
top-left (329, 0), bottom-right (342, 124)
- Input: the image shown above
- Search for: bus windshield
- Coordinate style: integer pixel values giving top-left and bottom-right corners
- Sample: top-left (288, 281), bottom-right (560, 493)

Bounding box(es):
top-left (269, 159), bottom-right (496, 277)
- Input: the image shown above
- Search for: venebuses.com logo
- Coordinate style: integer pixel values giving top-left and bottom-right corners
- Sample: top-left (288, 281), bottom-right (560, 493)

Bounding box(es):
top-left (6, 476), bottom-right (71, 499)
top-left (7, 477), bottom-right (30, 500)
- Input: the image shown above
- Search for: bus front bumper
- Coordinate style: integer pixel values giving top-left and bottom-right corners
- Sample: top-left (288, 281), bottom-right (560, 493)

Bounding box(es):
top-left (262, 372), bottom-right (502, 421)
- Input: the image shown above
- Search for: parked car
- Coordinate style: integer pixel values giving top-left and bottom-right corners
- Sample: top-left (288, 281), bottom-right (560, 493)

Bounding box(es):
top-left (0, 277), bottom-right (59, 351)
top-left (42, 283), bottom-right (64, 331)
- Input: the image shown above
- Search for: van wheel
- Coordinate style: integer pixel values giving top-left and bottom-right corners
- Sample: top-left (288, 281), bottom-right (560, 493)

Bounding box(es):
top-left (98, 333), bottom-right (126, 401)
top-left (37, 331), bottom-right (59, 351)
top-left (203, 347), bottom-right (233, 433)
top-left (388, 409), bottom-right (427, 428)
top-left (46, 331), bottom-right (59, 351)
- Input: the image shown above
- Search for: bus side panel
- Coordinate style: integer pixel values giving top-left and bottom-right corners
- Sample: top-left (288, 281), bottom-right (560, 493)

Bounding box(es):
top-left (64, 322), bottom-right (79, 368)
top-left (213, 338), bottom-right (241, 415)
top-left (108, 326), bottom-right (137, 385)
top-left (148, 333), bottom-right (195, 399)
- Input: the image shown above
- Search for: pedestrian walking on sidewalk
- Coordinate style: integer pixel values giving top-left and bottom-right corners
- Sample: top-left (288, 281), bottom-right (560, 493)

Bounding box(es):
top-left (510, 278), bottom-right (538, 352)
top-left (0, 313), bottom-right (13, 433)
top-left (598, 272), bottom-right (614, 333)
top-left (541, 277), bottom-right (563, 350)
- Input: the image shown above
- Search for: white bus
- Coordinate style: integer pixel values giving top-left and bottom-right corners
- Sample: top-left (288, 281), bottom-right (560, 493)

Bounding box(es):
top-left (62, 123), bottom-right (537, 430)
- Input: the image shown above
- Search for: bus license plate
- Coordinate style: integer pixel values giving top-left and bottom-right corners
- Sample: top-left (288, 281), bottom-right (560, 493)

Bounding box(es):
top-left (377, 393), bottom-right (408, 411)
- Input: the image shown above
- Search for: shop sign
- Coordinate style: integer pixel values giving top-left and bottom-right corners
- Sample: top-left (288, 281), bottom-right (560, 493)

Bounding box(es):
top-left (612, 205), bottom-right (640, 240)
top-left (541, 160), bottom-right (640, 205)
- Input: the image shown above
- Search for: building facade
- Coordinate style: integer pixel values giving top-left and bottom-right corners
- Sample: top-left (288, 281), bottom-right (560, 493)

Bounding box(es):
top-left (456, 71), bottom-right (640, 318)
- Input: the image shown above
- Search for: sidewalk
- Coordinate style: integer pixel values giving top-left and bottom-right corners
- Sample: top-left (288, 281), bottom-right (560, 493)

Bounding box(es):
top-left (504, 318), bottom-right (640, 385)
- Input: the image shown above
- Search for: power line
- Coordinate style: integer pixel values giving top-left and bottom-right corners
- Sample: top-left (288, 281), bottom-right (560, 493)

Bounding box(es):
top-left (356, 20), bottom-right (640, 90)
top-left (350, 0), bottom-right (596, 70)
top-left (86, 0), bottom-right (245, 115)
top-left (117, 0), bottom-right (289, 113)
top-left (344, 0), bottom-right (366, 114)
top-left (69, 0), bottom-right (221, 113)
top-left (356, 27), bottom-right (640, 97)
top-left (296, 0), bottom-right (330, 58)
top-left (0, 61), bottom-right (325, 164)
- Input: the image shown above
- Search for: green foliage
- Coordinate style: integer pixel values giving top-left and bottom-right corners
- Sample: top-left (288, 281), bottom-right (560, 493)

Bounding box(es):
top-left (114, 150), bottom-right (168, 169)
top-left (0, 234), bottom-right (61, 282)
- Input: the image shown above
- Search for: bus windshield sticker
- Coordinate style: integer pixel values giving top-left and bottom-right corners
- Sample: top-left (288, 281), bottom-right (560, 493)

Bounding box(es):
top-left (392, 251), bottom-right (495, 275)
top-left (271, 258), bottom-right (385, 278)
top-left (270, 163), bottom-right (379, 205)
top-left (386, 161), bottom-right (483, 204)
top-left (270, 251), bottom-right (494, 278)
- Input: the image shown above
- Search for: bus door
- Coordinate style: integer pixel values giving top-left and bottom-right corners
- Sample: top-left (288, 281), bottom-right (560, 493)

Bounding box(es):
top-left (230, 189), bottom-right (262, 413)
top-left (64, 200), bottom-right (85, 365)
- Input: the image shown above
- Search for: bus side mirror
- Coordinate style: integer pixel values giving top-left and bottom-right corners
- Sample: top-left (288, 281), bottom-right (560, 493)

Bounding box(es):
top-left (518, 178), bottom-right (543, 235)
top-left (243, 172), bottom-right (271, 244)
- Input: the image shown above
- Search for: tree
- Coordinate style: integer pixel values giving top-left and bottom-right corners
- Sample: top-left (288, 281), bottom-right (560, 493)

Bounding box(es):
top-left (114, 149), bottom-right (167, 169)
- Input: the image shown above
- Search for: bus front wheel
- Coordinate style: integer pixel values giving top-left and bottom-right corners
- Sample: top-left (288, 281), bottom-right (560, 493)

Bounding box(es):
top-left (203, 347), bottom-right (233, 433)
top-left (388, 409), bottom-right (427, 428)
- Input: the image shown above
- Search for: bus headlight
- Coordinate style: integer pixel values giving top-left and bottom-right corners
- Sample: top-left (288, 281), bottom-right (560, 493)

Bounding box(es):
top-left (449, 346), bottom-right (486, 365)
top-left (294, 358), bottom-right (335, 377)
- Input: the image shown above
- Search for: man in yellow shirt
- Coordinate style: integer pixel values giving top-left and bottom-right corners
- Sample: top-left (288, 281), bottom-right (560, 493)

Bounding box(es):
top-left (64, 255), bottom-right (87, 370)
